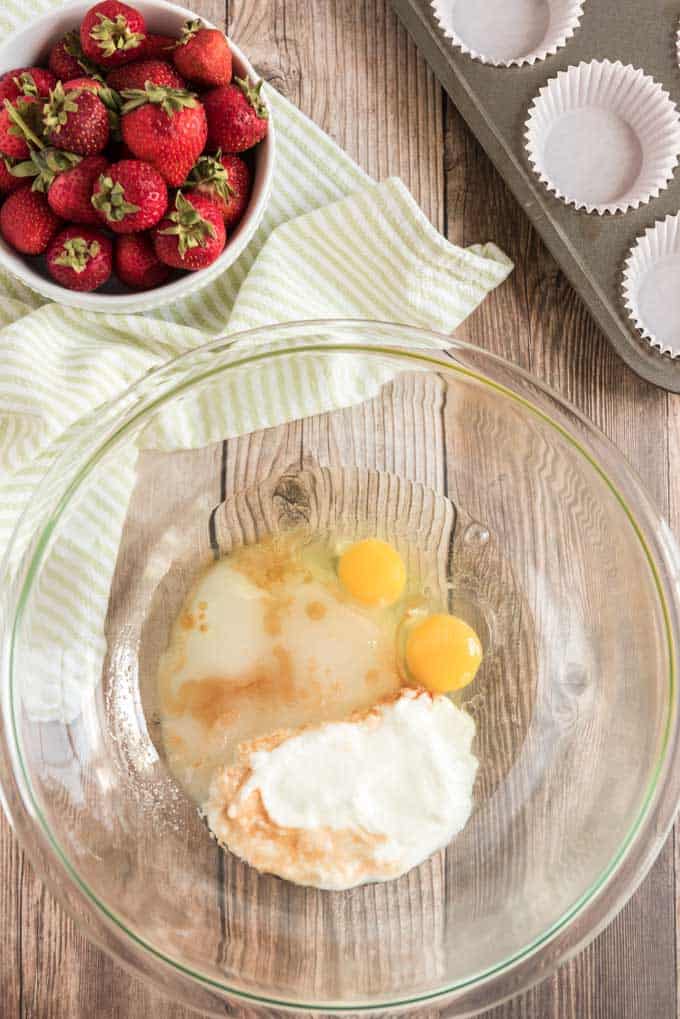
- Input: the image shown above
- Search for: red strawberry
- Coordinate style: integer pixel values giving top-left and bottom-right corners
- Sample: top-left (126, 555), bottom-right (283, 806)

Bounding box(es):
top-left (49, 31), bottom-right (105, 83)
top-left (62, 79), bottom-right (123, 141)
top-left (0, 68), bottom-right (57, 105)
top-left (8, 146), bottom-right (82, 194)
top-left (0, 186), bottom-right (61, 254)
top-left (47, 154), bottom-right (109, 224)
top-left (153, 191), bottom-right (225, 269)
top-left (0, 96), bottom-right (42, 160)
top-left (43, 83), bottom-right (109, 156)
top-left (186, 151), bottom-right (250, 228)
top-left (80, 1), bottom-right (146, 69)
top-left (23, 70), bottom-right (58, 97)
top-left (0, 157), bottom-right (23, 194)
top-left (0, 74), bottom-right (23, 107)
top-left (107, 60), bottom-right (185, 92)
top-left (47, 226), bottom-right (112, 291)
top-left (64, 77), bottom-right (103, 93)
top-left (92, 158), bottom-right (167, 232)
top-left (121, 84), bottom-right (207, 187)
top-left (49, 34), bottom-right (85, 81)
top-left (138, 34), bottom-right (176, 61)
top-left (203, 77), bottom-right (268, 153)
top-left (115, 231), bottom-right (169, 288)
top-left (172, 20), bottom-right (232, 88)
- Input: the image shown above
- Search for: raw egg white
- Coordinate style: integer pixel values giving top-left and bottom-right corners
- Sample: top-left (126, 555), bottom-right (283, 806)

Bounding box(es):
top-left (158, 533), bottom-right (402, 802)
top-left (158, 527), bottom-right (484, 877)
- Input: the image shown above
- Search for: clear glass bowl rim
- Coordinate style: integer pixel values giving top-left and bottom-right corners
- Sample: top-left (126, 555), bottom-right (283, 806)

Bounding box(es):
top-left (1, 319), bottom-right (679, 1015)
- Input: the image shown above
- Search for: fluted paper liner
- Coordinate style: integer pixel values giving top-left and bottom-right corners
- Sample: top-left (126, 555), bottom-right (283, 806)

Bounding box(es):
top-left (623, 214), bottom-right (680, 358)
top-left (525, 60), bottom-right (680, 214)
top-left (431, 0), bottom-right (585, 68)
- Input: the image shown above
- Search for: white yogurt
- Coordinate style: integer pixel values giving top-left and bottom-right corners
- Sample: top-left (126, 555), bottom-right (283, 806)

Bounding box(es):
top-left (232, 688), bottom-right (478, 884)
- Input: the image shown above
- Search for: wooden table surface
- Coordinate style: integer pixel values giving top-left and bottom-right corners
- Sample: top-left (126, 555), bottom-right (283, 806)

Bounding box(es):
top-left (2, 1), bottom-right (679, 1017)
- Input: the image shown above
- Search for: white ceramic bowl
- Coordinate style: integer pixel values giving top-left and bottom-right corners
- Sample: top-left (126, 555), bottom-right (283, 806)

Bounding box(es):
top-left (0, 0), bottom-right (275, 313)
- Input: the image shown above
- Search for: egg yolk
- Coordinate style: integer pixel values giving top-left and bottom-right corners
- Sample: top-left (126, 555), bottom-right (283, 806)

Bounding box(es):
top-left (338, 538), bottom-right (406, 607)
top-left (405, 613), bottom-right (482, 693)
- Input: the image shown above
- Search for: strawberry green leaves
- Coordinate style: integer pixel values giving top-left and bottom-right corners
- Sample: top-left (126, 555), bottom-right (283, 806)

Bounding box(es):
top-left (90, 12), bottom-right (144, 59)
top-left (159, 190), bottom-right (216, 257)
top-left (9, 147), bottom-right (82, 192)
top-left (121, 83), bottom-right (198, 116)
top-left (91, 175), bottom-right (141, 221)
top-left (53, 235), bottom-right (101, 272)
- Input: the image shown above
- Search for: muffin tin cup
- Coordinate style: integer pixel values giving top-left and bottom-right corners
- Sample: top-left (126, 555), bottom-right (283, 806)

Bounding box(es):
top-left (431, 0), bottom-right (585, 68)
top-left (622, 213), bottom-right (680, 358)
top-left (525, 60), bottom-right (680, 215)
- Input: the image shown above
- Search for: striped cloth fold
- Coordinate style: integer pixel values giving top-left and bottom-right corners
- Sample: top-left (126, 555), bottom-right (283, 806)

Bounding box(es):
top-left (0, 0), bottom-right (513, 721)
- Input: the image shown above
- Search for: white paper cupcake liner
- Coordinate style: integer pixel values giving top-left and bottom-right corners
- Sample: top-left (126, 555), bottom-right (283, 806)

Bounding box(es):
top-left (525, 60), bottom-right (680, 214)
top-left (431, 0), bottom-right (585, 68)
top-left (622, 213), bottom-right (680, 358)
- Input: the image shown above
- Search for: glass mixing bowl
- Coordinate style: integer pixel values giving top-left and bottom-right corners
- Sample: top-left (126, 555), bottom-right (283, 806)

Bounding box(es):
top-left (1, 321), bottom-right (679, 1016)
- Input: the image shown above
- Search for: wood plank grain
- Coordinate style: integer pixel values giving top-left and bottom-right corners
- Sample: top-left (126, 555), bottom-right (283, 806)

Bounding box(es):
top-left (4, 0), bottom-right (678, 1016)
top-left (1, 0), bottom-right (232, 1011)
top-left (209, 453), bottom-right (456, 999)
top-left (88, 372), bottom-right (460, 1014)
top-left (228, 0), bottom-right (444, 227)
top-left (303, 382), bottom-right (450, 1003)
top-left (190, 10), bottom-right (448, 1010)
top-left (1, 2), bottom-right (449, 1017)
top-left (444, 100), bottom-right (676, 1019)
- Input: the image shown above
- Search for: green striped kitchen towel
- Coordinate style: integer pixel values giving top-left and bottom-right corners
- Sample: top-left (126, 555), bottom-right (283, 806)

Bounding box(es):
top-left (0, 0), bottom-right (513, 721)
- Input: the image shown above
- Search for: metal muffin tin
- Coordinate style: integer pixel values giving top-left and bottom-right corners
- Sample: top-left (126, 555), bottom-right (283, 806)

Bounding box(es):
top-left (391, 0), bottom-right (680, 391)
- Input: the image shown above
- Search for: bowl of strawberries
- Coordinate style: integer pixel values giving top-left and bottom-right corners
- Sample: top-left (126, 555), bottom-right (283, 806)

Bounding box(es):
top-left (0, 0), bottom-right (274, 311)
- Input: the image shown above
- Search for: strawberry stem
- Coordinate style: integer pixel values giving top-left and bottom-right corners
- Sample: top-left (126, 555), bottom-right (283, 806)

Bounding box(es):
top-left (9, 147), bottom-right (81, 191)
top-left (3, 99), bottom-right (44, 150)
top-left (12, 72), bottom-right (40, 99)
top-left (43, 83), bottom-right (80, 135)
top-left (96, 85), bottom-right (122, 140)
top-left (176, 18), bottom-right (202, 47)
top-left (159, 191), bottom-right (216, 258)
top-left (91, 175), bottom-right (141, 221)
top-left (187, 151), bottom-right (233, 201)
top-left (53, 236), bottom-right (101, 273)
top-left (235, 76), bottom-right (268, 119)
top-left (90, 12), bottom-right (144, 59)
top-left (121, 83), bottom-right (198, 116)
top-left (63, 29), bottom-right (106, 82)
